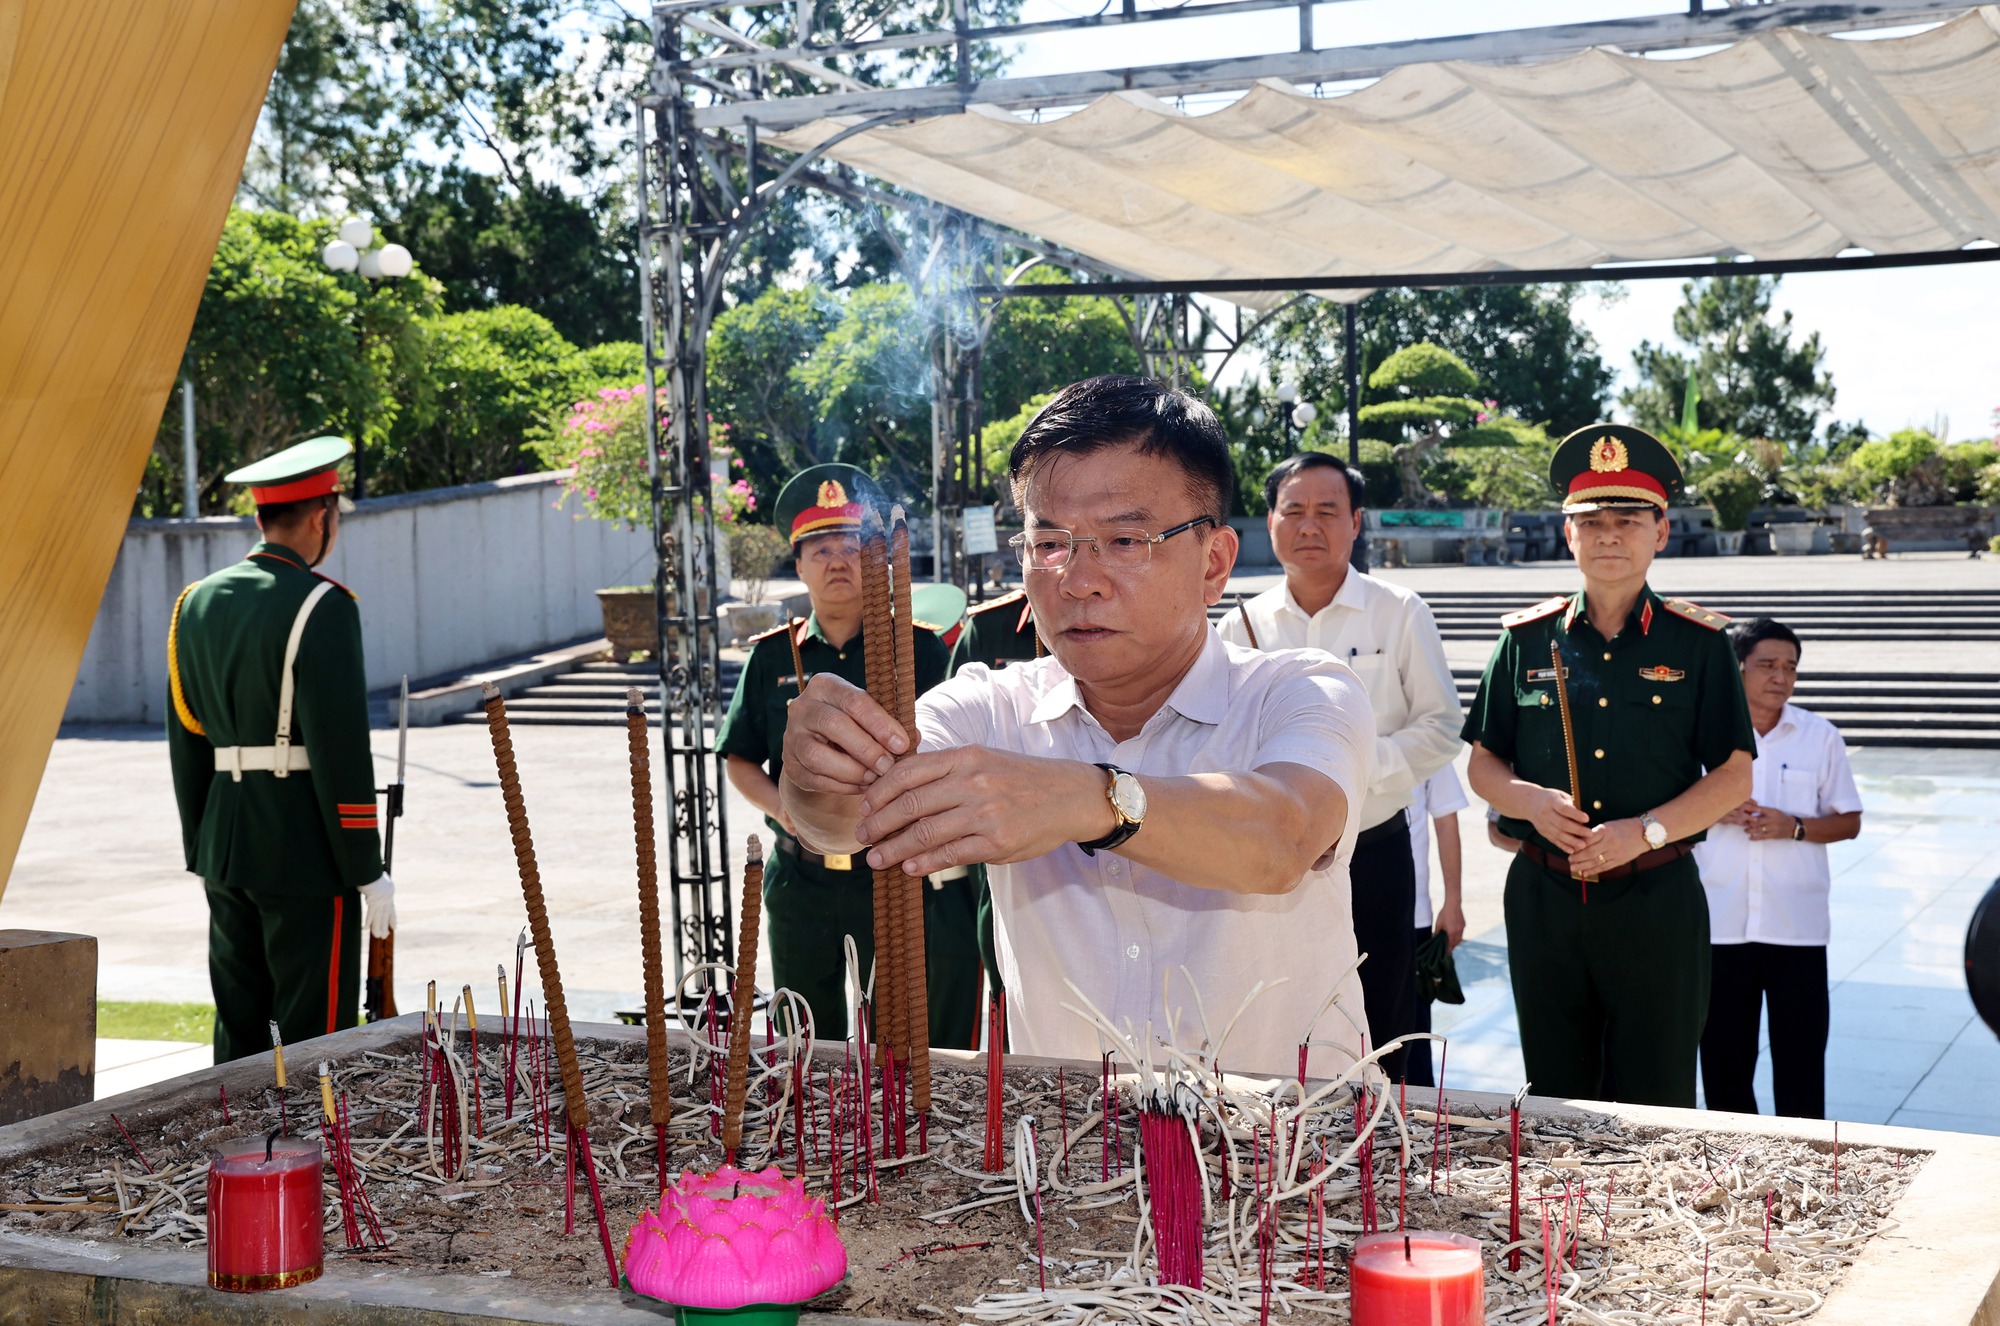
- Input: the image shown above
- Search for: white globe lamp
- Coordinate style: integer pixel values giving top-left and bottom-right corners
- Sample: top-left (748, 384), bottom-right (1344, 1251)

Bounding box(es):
top-left (322, 240), bottom-right (359, 273)
top-left (337, 216), bottom-right (373, 248)
top-left (1275, 380), bottom-right (1298, 405)
top-left (1292, 401), bottom-right (1319, 428)
top-left (374, 243), bottom-right (414, 279)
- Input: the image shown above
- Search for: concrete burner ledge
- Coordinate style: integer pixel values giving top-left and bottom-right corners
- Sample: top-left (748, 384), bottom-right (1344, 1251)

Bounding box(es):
top-left (4, 1017), bottom-right (1998, 1325)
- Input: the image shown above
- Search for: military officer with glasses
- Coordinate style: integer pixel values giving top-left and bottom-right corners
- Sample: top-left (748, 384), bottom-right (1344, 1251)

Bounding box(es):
top-left (773, 376), bottom-right (1377, 1079)
top-left (716, 463), bottom-right (968, 1045)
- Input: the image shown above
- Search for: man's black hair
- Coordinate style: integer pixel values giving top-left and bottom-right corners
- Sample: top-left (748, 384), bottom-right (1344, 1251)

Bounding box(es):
top-left (1726, 616), bottom-right (1802, 665)
top-left (1263, 451), bottom-right (1365, 513)
top-left (1009, 375), bottom-right (1234, 524)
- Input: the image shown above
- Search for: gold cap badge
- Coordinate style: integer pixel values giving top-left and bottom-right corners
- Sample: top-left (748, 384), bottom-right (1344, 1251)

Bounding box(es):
top-left (1589, 436), bottom-right (1630, 473)
top-left (817, 479), bottom-right (848, 508)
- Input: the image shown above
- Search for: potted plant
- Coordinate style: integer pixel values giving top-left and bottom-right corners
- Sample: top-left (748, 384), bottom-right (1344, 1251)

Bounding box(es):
top-left (721, 522), bottom-right (793, 643)
top-left (534, 386), bottom-right (745, 659)
top-left (1699, 466), bottom-right (1761, 556)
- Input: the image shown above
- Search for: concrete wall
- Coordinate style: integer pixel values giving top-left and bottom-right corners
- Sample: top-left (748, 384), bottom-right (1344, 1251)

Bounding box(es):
top-left (66, 473), bottom-right (656, 724)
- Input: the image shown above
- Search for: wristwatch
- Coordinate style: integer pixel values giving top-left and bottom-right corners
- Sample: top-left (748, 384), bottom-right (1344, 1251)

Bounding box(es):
top-left (1791, 814), bottom-right (1808, 842)
top-left (1639, 812), bottom-right (1669, 850)
top-left (1078, 763), bottom-right (1146, 856)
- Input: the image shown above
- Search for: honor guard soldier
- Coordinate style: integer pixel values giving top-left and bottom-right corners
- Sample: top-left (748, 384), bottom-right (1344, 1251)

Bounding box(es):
top-left (717, 464), bottom-right (958, 1043)
top-left (943, 587), bottom-right (1045, 1043)
top-left (166, 438), bottom-right (396, 1063)
top-left (1463, 424), bottom-right (1754, 1107)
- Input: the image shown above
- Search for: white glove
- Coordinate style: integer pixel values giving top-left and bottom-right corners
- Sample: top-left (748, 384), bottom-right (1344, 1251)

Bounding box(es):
top-left (358, 875), bottom-right (397, 939)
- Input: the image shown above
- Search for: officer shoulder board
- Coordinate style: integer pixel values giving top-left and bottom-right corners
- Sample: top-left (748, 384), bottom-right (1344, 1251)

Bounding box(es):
top-left (746, 619), bottom-right (799, 646)
top-left (964, 588), bottom-right (1026, 618)
top-left (1500, 596), bottom-right (1567, 630)
top-left (1661, 597), bottom-right (1730, 631)
top-left (313, 571), bottom-right (358, 600)
top-left (912, 619), bottom-right (947, 634)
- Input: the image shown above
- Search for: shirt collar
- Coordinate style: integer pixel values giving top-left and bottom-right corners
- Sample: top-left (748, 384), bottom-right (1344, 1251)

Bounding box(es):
top-left (1027, 627), bottom-right (1230, 728)
top-left (1279, 570), bottom-right (1365, 621)
top-left (249, 540), bottom-right (309, 572)
top-left (1563, 584), bottom-right (1661, 638)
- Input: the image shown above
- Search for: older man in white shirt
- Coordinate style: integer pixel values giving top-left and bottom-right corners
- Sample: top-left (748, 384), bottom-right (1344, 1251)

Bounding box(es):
top-left (1218, 454), bottom-right (1462, 1079)
top-left (779, 376), bottom-right (1376, 1078)
top-left (1696, 617), bottom-right (1862, 1120)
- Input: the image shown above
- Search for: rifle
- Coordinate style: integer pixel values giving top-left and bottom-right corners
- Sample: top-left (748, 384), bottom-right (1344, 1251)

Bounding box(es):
top-left (366, 675), bottom-right (408, 1021)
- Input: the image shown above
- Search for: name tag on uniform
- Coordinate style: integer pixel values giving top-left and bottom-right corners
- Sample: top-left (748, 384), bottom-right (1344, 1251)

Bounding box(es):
top-left (777, 675), bottom-right (798, 688)
top-left (1525, 667), bottom-right (1561, 684)
top-left (1638, 665), bottom-right (1686, 682)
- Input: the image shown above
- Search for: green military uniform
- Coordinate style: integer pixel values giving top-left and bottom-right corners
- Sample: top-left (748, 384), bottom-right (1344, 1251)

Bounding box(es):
top-left (1459, 425), bottom-right (1755, 1107)
top-left (945, 588), bottom-right (1045, 1015)
top-left (716, 464), bottom-right (971, 1045)
top-left (166, 439), bottom-right (382, 1063)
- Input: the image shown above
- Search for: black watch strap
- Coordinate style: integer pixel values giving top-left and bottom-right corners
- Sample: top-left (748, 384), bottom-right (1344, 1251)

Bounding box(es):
top-left (1078, 762), bottom-right (1141, 857)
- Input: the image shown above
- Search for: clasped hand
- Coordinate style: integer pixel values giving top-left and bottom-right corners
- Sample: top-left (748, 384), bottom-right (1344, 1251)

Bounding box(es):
top-left (1526, 786), bottom-right (1648, 875)
top-left (1720, 798), bottom-right (1797, 841)
top-left (781, 674), bottom-right (1110, 876)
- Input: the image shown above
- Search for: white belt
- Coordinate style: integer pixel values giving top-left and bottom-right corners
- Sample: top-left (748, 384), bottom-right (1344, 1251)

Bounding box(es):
top-left (214, 746), bottom-right (314, 780)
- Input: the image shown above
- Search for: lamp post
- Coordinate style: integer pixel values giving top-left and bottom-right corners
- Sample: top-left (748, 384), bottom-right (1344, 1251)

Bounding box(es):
top-left (1275, 380), bottom-right (1319, 449)
top-left (321, 217), bottom-right (413, 501)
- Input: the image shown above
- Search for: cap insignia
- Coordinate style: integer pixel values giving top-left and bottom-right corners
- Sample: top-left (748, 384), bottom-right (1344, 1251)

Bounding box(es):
top-left (817, 479), bottom-right (848, 508)
top-left (1589, 436), bottom-right (1630, 473)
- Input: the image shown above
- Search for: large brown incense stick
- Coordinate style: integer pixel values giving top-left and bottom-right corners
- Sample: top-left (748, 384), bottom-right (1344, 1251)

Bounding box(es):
top-left (480, 682), bottom-right (619, 1287)
top-left (721, 837), bottom-right (765, 1160)
top-left (1548, 642), bottom-right (1595, 893)
top-left (889, 510), bottom-right (932, 1113)
top-left (860, 525), bottom-right (903, 1063)
top-left (626, 687), bottom-right (672, 1189)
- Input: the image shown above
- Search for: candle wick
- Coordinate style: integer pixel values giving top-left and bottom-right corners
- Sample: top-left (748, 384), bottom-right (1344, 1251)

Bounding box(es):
top-left (265, 1126), bottom-right (282, 1163)
top-left (1404, 1233), bottom-right (1412, 1262)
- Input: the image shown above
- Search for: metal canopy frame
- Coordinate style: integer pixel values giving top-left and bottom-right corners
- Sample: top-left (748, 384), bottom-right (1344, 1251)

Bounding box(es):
top-left (634, 0), bottom-right (1981, 985)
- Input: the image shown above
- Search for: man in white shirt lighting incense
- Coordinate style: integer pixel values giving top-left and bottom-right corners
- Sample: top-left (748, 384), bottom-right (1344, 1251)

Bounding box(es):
top-left (779, 375), bottom-right (1377, 1078)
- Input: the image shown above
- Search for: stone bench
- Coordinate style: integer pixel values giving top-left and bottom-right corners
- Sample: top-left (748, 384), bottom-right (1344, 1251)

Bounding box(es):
top-left (1863, 505), bottom-right (1994, 554)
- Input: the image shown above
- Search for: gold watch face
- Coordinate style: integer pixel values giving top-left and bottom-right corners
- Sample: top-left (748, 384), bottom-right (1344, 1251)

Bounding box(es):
top-left (1110, 772), bottom-right (1147, 822)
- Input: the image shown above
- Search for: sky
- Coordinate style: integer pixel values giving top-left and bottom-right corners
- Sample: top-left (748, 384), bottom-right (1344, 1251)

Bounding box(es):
top-left (976, 0), bottom-right (2000, 438)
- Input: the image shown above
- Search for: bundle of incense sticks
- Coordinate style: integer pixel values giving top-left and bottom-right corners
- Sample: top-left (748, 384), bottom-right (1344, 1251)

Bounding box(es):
top-left (859, 505), bottom-right (931, 1155)
top-left (481, 682), bottom-right (620, 1289)
top-left (721, 837), bottom-right (764, 1164)
top-left (1137, 1088), bottom-right (1203, 1288)
top-left (625, 687), bottom-right (674, 1192)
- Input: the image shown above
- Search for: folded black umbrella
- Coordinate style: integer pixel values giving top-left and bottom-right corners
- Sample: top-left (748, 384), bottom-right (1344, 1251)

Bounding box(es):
top-left (1416, 930), bottom-right (1465, 1005)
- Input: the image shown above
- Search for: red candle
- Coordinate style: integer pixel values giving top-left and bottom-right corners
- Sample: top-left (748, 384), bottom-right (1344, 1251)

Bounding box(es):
top-left (207, 1136), bottom-right (325, 1292)
top-left (1349, 1231), bottom-right (1484, 1326)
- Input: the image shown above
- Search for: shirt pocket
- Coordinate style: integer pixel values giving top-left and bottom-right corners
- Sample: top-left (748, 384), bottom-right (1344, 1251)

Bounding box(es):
top-left (1511, 683), bottom-right (1563, 769)
top-left (1347, 652), bottom-right (1396, 709)
top-left (1769, 763), bottom-right (1818, 818)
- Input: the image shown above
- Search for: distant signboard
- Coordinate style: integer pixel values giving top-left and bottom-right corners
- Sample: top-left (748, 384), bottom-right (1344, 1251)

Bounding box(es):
top-left (962, 505), bottom-right (999, 556)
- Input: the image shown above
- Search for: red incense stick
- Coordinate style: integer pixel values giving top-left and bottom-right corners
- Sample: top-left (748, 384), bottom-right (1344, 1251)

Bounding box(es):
top-left (1508, 1084), bottom-right (1527, 1271)
top-left (108, 1114), bottom-right (152, 1173)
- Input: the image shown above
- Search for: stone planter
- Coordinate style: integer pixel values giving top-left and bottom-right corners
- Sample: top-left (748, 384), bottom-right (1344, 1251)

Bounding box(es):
top-left (1769, 522), bottom-right (1817, 555)
top-left (597, 587), bottom-right (660, 658)
top-left (720, 601), bottom-right (783, 644)
top-left (1714, 529), bottom-right (1746, 556)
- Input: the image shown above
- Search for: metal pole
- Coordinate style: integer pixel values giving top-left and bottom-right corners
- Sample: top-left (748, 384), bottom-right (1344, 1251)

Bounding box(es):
top-left (1345, 300), bottom-right (1367, 572)
top-left (181, 375), bottom-right (197, 517)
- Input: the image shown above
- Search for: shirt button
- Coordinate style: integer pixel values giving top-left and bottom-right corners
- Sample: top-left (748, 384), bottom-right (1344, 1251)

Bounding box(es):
top-left (1593, 749), bottom-right (1604, 759)
top-left (1652, 695), bottom-right (1662, 705)
top-left (1602, 652), bottom-right (1612, 661)
top-left (1592, 800), bottom-right (1602, 810)
top-left (1598, 697), bottom-right (1608, 708)
top-left (1540, 695), bottom-right (1550, 707)
top-left (1126, 944), bottom-right (1140, 960)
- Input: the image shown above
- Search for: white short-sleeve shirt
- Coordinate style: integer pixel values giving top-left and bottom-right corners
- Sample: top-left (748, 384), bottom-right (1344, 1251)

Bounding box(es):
top-left (1694, 703), bottom-right (1863, 946)
top-left (917, 628), bottom-right (1375, 1079)
top-left (1409, 765), bottom-right (1471, 929)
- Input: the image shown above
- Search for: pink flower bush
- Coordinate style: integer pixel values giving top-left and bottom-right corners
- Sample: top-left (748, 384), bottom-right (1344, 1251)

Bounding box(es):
top-left (624, 1165), bottom-right (846, 1308)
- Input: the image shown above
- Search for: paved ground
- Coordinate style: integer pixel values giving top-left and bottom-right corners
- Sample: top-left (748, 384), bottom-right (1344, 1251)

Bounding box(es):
top-left (5, 550), bottom-right (1997, 1127)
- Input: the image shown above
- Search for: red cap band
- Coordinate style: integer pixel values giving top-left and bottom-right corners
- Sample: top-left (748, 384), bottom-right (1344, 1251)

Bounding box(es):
top-left (250, 471), bottom-right (341, 505)
top-left (1566, 468), bottom-right (1666, 506)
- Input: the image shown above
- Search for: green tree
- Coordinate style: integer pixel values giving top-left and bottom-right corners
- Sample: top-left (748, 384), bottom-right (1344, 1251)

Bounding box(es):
top-left (1256, 285), bottom-right (1613, 439)
top-left (382, 306), bottom-right (585, 492)
top-left (1358, 343), bottom-right (1542, 507)
top-left (1622, 275), bottom-right (1834, 446)
top-left (980, 272), bottom-right (1141, 422)
top-left (140, 208), bottom-right (436, 516)
top-left (793, 283), bottom-right (934, 496)
top-left (706, 284), bottom-right (845, 507)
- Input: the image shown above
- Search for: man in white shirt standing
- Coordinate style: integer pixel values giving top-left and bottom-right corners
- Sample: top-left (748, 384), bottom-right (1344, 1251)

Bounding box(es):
top-left (779, 376), bottom-right (1377, 1078)
top-left (1696, 617), bottom-right (1862, 1119)
top-left (1217, 455), bottom-right (1462, 1079)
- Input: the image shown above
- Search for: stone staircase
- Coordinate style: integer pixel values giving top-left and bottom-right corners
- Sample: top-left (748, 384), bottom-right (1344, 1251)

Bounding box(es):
top-left (457, 590), bottom-right (2000, 747)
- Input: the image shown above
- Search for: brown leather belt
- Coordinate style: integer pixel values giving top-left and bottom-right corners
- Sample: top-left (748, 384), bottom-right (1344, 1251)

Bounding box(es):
top-left (1521, 839), bottom-right (1693, 882)
top-left (774, 832), bottom-right (855, 872)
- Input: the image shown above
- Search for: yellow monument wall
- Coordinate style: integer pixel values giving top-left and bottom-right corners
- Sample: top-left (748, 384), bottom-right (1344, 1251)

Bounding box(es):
top-left (0, 0), bottom-right (299, 902)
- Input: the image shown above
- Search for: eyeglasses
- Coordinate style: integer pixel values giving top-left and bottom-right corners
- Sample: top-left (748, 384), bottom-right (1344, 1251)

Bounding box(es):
top-left (1009, 515), bottom-right (1218, 571)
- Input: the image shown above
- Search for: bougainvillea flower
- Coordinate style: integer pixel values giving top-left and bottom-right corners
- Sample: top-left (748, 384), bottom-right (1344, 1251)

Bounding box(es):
top-left (624, 1165), bottom-right (846, 1308)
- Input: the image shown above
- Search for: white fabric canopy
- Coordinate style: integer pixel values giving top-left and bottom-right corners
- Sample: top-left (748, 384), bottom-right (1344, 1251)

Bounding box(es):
top-left (773, 9), bottom-right (2000, 301)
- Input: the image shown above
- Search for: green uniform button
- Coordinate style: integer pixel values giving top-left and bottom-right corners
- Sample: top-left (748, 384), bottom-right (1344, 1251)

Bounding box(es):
top-left (1602, 651), bottom-right (1611, 661)
top-left (1593, 748), bottom-right (1604, 758)
top-left (1653, 695), bottom-right (1662, 704)
top-left (1598, 697), bottom-right (1608, 708)
top-left (1592, 800), bottom-right (1602, 809)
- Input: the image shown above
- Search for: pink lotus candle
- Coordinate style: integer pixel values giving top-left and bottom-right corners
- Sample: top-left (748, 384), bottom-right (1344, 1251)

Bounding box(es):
top-left (625, 1164), bottom-right (846, 1314)
top-left (1350, 1231), bottom-right (1484, 1326)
